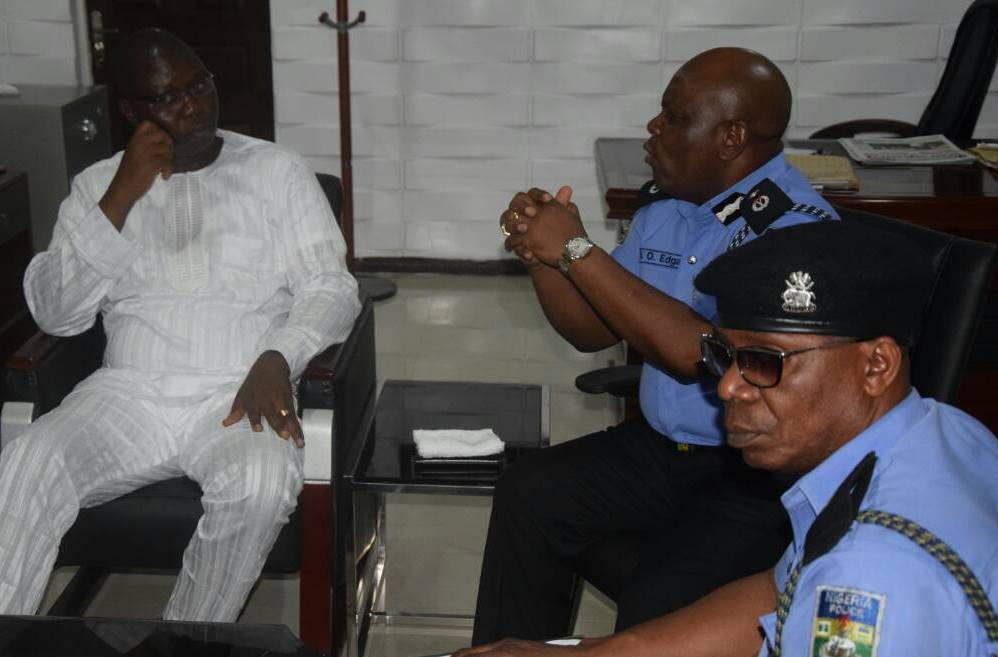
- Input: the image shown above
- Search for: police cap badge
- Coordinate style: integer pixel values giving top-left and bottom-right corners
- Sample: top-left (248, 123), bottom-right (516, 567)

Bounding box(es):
top-left (694, 221), bottom-right (932, 345)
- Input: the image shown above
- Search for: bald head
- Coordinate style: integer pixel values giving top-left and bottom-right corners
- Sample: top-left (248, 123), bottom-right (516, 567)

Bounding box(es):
top-left (678, 47), bottom-right (792, 145)
top-left (112, 28), bottom-right (201, 98)
top-left (643, 48), bottom-right (793, 203)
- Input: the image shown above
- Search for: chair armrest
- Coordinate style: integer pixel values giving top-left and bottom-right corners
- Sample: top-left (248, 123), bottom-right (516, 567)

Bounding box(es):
top-left (3, 320), bottom-right (106, 415)
top-left (297, 294), bottom-right (377, 483)
top-left (809, 119), bottom-right (918, 139)
top-left (298, 294), bottom-right (375, 410)
top-left (574, 365), bottom-right (642, 398)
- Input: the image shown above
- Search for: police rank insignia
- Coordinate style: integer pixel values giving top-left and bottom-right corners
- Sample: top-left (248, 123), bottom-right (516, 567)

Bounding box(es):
top-left (810, 586), bottom-right (886, 657)
top-left (782, 271), bottom-right (817, 313)
top-left (741, 178), bottom-right (793, 235)
top-left (751, 194), bottom-right (770, 212)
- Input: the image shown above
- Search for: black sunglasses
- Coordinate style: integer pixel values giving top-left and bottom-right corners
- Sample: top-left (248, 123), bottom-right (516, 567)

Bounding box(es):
top-left (699, 333), bottom-right (861, 388)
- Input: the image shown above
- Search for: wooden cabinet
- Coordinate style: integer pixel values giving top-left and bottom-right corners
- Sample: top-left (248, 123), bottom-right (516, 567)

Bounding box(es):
top-left (0, 86), bottom-right (112, 253)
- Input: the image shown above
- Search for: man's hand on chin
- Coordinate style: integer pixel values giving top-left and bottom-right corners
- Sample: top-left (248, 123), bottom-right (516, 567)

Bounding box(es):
top-left (222, 350), bottom-right (304, 448)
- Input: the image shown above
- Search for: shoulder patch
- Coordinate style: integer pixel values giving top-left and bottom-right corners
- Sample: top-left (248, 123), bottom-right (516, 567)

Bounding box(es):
top-left (711, 191), bottom-right (744, 225)
top-left (741, 178), bottom-right (793, 235)
top-left (811, 586), bottom-right (886, 657)
top-left (635, 179), bottom-right (671, 211)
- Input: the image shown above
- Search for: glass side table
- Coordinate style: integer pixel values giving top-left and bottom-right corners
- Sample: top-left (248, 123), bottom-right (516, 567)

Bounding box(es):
top-left (0, 615), bottom-right (322, 656)
top-left (345, 380), bottom-right (550, 657)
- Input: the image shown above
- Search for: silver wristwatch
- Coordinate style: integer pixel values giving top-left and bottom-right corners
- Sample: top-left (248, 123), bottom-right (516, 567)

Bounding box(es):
top-left (558, 236), bottom-right (595, 274)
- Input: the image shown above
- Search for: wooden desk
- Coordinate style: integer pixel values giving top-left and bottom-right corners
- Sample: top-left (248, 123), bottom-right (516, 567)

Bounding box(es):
top-left (594, 137), bottom-right (997, 431)
top-left (596, 137), bottom-right (998, 245)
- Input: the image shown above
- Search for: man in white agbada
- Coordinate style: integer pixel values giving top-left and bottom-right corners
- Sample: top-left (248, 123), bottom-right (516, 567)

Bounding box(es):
top-left (0, 28), bottom-right (360, 621)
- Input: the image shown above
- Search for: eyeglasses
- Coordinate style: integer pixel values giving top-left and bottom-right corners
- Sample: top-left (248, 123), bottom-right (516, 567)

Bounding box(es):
top-left (133, 73), bottom-right (215, 113)
top-left (699, 333), bottom-right (861, 388)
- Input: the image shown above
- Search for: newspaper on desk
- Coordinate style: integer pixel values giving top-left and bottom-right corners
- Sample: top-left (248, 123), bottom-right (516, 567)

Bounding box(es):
top-left (838, 134), bottom-right (975, 165)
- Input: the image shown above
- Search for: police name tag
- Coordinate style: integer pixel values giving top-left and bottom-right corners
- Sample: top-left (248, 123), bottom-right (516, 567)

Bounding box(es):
top-left (810, 585), bottom-right (886, 657)
top-left (640, 248), bottom-right (681, 268)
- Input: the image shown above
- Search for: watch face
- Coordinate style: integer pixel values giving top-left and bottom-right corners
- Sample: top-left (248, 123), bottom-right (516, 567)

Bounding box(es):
top-left (567, 237), bottom-right (593, 260)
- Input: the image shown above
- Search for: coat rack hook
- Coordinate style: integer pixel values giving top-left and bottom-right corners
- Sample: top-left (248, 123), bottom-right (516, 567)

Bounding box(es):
top-left (318, 10), bottom-right (366, 32)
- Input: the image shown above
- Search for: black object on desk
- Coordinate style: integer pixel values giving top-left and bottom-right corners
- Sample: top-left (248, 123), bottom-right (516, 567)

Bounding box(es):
top-left (0, 616), bottom-right (323, 657)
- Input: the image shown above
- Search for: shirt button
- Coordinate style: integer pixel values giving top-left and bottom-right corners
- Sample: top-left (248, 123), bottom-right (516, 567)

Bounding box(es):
top-left (688, 255), bottom-right (697, 265)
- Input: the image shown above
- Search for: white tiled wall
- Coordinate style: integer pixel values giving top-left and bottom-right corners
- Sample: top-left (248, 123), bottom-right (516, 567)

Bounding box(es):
top-left (271, 0), bottom-right (990, 260)
top-left (0, 1), bottom-right (79, 85)
top-left (3, 2), bottom-right (991, 260)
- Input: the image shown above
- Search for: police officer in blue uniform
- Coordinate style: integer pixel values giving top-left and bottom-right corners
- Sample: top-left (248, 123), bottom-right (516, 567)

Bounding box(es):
top-left (459, 220), bottom-right (998, 657)
top-left (472, 47), bottom-right (838, 643)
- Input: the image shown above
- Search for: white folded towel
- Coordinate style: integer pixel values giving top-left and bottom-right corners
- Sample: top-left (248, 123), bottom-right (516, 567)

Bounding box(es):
top-left (413, 428), bottom-right (505, 459)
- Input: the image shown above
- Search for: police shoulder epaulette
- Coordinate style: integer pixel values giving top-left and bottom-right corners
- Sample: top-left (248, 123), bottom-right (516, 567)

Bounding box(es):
top-left (634, 179), bottom-right (671, 211)
top-left (803, 451), bottom-right (877, 567)
top-left (740, 178), bottom-right (795, 236)
top-left (725, 179), bottom-right (836, 251)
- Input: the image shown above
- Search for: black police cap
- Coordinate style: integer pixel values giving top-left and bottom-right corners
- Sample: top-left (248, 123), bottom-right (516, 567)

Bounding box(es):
top-left (694, 221), bottom-right (933, 345)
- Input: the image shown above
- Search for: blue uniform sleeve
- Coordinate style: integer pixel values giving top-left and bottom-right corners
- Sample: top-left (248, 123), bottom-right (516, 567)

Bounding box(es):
top-left (611, 205), bottom-right (650, 277)
top-left (776, 539), bottom-right (984, 657)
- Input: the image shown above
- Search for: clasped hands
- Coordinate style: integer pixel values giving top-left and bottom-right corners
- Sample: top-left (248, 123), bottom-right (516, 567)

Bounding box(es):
top-left (222, 350), bottom-right (305, 448)
top-left (501, 186), bottom-right (587, 270)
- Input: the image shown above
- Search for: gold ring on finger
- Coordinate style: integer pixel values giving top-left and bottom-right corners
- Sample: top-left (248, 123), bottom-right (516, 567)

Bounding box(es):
top-left (279, 409), bottom-right (289, 417)
top-left (499, 214), bottom-right (512, 237)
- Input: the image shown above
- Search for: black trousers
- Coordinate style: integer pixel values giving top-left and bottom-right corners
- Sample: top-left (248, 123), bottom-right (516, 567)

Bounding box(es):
top-left (472, 417), bottom-right (791, 644)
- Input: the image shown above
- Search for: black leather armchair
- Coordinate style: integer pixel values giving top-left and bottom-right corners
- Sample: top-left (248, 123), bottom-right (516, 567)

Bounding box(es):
top-left (0, 173), bottom-right (376, 657)
top-left (570, 207), bottom-right (997, 622)
top-left (810, 0), bottom-right (998, 141)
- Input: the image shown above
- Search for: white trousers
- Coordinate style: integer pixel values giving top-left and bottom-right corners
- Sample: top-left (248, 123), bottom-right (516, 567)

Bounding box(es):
top-left (0, 369), bottom-right (303, 622)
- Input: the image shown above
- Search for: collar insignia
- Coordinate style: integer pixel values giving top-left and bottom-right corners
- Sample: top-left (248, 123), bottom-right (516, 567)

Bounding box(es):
top-left (782, 271), bottom-right (817, 313)
top-left (751, 194), bottom-right (770, 213)
top-left (635, 179), bottom-right (671, 211)
top-left (711, 192), bottom-right (744, 225)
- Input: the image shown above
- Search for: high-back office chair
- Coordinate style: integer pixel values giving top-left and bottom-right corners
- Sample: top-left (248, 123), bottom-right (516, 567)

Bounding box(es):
top-left (571, 207), bottom-right (997, 619)
top-left (810, 0), bottom-right (998, 141)
top-left (0, 173), bottom-right (375, 657)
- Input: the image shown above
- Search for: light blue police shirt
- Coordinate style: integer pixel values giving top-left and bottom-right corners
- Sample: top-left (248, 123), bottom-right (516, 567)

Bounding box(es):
top-left (758, 391), bottom-right (998, 657)
top-left (611, 153), bottom-right (837, 446)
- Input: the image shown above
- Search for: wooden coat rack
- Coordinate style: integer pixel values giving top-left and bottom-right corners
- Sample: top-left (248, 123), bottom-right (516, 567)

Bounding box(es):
top-left (320, 2), bottom-right (397, 301)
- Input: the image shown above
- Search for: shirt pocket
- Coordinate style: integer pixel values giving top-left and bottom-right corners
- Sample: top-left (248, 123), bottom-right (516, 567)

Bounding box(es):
top-left (215, 235), bottom-right (271, 274)
top-left (213, 235), bottom-right (286, 295)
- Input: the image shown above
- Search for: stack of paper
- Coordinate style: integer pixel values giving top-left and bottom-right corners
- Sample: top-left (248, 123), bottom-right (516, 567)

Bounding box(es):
top-left (785, 154), bottom-right (860, 190)
top-left (968, 144), bottom-right (998, 169)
